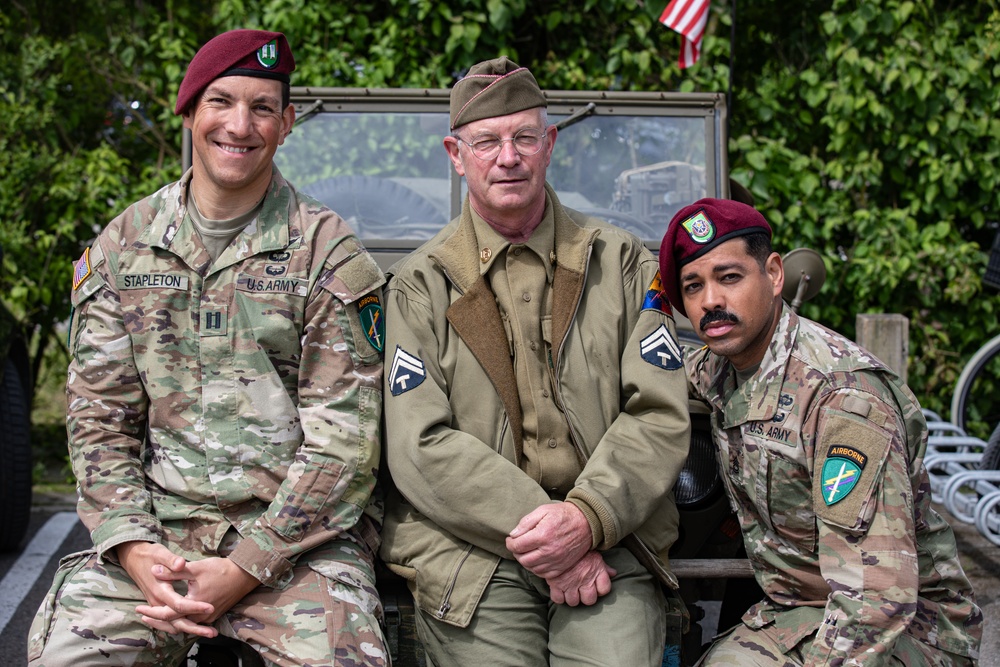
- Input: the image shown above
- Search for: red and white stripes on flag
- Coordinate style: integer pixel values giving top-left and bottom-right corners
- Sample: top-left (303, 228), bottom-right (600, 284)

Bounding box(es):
top-left (660, 0), bottom-right (710, 69)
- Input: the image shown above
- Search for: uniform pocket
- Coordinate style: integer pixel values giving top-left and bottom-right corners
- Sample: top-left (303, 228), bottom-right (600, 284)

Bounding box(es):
top-left (26, 549), bottom-right (95, 661)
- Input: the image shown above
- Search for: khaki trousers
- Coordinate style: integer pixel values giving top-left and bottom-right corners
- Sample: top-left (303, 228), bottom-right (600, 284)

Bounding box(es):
top-left (414, 546), bottom-right (672, 667)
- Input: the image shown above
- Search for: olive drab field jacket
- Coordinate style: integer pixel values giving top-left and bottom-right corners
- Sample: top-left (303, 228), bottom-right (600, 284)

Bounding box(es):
top-left (380, 185), bottom-right (691, 627)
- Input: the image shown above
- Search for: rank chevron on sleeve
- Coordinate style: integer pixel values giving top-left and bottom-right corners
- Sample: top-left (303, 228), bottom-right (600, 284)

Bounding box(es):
top-left (640, 324), bottom-right (683, 370)
top-left (389, 346), bottom-right (426, 396)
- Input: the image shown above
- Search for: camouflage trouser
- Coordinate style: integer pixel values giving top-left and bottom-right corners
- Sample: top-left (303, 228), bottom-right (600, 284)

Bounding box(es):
top-left (413, 546), bottom-right (680, 667)
top-left (696, 619), bottom-right (976, 666)
top-left (26, 538), bottom-right (388, 667)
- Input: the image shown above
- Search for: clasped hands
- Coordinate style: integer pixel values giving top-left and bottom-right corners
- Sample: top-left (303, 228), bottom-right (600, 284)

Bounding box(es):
top-left (117, 541), bottom-right (259, 638)
top-left (505, 502), bottom-right (616, 607)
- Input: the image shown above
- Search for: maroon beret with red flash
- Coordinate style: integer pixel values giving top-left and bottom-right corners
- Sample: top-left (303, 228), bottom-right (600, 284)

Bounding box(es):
top-left (175, 29), bottom-right (295, 115)
top-left (658, 198), bottom-right (772, 317)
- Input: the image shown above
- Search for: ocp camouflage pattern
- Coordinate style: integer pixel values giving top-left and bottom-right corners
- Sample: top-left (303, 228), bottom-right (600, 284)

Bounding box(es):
top-left (686, 305), bottom-right (982, 665)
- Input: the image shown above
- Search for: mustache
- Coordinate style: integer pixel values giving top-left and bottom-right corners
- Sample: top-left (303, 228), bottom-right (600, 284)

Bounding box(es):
top-left (700, 310), bottom-right (740, 330)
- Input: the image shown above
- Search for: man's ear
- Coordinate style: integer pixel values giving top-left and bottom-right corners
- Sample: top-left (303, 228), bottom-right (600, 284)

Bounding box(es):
top-left (442, 136), bottom-right (466, 176)
top-left (767, 251), bottom-right (784, 300)
top-left (278, 104), bottom-right (296, 145)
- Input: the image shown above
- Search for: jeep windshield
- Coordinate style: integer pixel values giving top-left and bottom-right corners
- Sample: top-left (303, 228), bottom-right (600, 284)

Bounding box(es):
top-left (271, 88), bottom-right (728, 270)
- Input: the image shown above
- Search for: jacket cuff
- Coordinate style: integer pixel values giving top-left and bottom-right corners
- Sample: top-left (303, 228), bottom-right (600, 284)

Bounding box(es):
top-left (229, 531), bottom-right (295, 589)
top-left (565, 495), bottom-right (609, 550)
top-left (91, 515), bottom-right (163, 564)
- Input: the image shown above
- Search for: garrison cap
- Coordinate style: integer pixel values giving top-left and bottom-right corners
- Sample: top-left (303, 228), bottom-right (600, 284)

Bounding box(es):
top-left (658, 198), bottom-right (772, 317)
top-left (449, 56), bottom-right (547, 131)
top-left (175, 29), bottom-right (295, 115)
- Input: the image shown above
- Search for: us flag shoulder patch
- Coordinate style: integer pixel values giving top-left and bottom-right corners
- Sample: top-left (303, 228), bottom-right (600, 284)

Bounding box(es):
top-left (389, 346), bottom-right (426, 396)
top-left (640, 324), bottom-right (682, 370)
top-left (73, 248), bottom-right (92, 291)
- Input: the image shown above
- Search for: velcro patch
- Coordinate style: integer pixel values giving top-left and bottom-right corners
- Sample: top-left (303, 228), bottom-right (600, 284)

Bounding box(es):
top-left (358, 294), bottom-right (384, 352)
top-left (813, 411), bottom-right (889, 530)
top-left (821, 446), bottom-right (867, 505)
top-left (73, 248), bottom-right (92, 290)
top-left (389, 346), bottom-right (425, 396)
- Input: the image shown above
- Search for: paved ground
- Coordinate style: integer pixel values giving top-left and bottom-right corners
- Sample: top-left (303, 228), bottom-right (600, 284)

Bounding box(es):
top-left (2, 491), bottom-right (997, 665)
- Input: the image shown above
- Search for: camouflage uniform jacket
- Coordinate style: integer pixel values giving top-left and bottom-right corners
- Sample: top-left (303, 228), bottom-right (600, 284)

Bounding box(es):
top-left (67, 166), bottom-right (386, 589)
top-left (380, 186), bottom-right (691, 627)
top-left (686, 305), bottom-right (982, 664)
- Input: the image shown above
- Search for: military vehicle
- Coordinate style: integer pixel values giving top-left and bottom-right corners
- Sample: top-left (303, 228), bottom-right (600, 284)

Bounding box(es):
top-left (180, 86), bottom-right (796, 666)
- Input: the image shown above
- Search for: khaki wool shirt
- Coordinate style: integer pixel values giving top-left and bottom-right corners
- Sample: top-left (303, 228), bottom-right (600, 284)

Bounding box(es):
top-left (471, 208), bottom-right (581, 497)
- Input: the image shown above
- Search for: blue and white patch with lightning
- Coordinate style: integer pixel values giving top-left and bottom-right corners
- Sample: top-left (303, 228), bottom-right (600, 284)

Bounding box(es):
top-left (389, 346), bottom-right (426, 396)
top-left (639, 324), bottom-right (683, 370)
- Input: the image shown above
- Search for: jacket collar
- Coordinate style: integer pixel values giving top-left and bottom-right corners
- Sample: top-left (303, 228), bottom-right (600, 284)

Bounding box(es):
top-left (701, 303), bottom-right (797, 428)
top-left (145, 165), bottom-right (292, 273)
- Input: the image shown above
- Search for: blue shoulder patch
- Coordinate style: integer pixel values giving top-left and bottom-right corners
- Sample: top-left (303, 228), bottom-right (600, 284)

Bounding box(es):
top-left (640, 324), bottom-right (683, 370)
top-left (389, 346), bottom-right (426, 396)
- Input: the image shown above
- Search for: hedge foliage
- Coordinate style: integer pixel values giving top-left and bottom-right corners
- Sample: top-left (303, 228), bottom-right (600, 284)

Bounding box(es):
top-left (2, 0), bottom-right (998, 432)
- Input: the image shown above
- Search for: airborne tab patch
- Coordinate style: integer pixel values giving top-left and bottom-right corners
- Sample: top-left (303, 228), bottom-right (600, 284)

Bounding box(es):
top-left (821, 445), bottom-right (867, 505)
top-left (639, 324), bottom-right (682, 370)
top-left (389, 346), bottom-right (426, 396)
top-left (358, 294), bottom-right (384, 352)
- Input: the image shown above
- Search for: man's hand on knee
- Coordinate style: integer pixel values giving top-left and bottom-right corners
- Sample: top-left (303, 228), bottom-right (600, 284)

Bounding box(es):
top-left (545, 551), bottom-right (615, 607)
top-left (150, 556), bottom-right (260, 625)
top-left (117, 541), bottom-right (218, 638)
top-left (506, 502), bottom-right (592, 578)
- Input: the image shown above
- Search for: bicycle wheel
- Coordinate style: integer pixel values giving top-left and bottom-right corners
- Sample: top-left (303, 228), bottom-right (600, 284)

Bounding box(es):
top-left (950, 332), bottom-right (1000, 439)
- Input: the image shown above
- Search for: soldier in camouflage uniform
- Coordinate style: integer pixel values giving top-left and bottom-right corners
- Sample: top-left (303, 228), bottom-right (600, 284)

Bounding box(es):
top-left (658, 198), bottom-right (982, 666)
top-left (27, 29), bottom-right (389, 667)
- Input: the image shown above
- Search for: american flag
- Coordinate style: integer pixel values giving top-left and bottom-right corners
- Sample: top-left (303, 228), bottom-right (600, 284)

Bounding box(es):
top-left (660, 0), bottom-right (710, 69)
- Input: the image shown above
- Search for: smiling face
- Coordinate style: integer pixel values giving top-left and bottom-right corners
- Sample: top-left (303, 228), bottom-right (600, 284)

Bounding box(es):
top-left (183, 75), bottom-right (294, 208)
top-left (680, 237), bottom-right (785, 370)
top-left (443, 107), bottom-right (557, 238)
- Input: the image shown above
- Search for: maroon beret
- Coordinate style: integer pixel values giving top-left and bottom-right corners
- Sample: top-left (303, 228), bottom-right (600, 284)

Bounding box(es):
top-left (175, 29), bottom-right (295, 115)
top-left (658, 198), bottom-right (772, 317)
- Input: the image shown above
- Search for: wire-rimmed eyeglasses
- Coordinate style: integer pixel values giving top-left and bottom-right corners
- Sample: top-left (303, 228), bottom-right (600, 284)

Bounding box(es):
top-left (456, 129), bottom-right (547, 161)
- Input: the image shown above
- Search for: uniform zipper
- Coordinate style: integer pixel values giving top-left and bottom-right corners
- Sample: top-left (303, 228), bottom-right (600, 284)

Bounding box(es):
top-left (436, 544), bottom-right (474, 618)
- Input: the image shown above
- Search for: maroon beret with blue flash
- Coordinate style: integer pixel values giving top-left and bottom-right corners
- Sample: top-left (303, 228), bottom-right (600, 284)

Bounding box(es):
top-left (174, 29), bottom-right (295, 115)
top-left (658, 198), bottom-right (772, 317)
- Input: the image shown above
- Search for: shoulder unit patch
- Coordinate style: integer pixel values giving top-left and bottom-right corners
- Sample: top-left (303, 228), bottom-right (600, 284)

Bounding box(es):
top-left (389, 346), bottom-right (426, 396)
top-left (73, 248), bottom-right (92, 291)
top-left (358, 294), bottom-right (384, 352)
top-left (642, 271), bottom-right (672, 315)
top-left (639, 324), bottom-right (683, 370)
top-left (821, 445), bottom-right (867, 505)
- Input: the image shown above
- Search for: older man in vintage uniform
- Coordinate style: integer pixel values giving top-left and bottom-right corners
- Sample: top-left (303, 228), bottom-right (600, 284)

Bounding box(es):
top-left (378, 56), bottom-right (692, 667)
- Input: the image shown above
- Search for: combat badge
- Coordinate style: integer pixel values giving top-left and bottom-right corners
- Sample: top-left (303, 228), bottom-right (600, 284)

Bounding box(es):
top-left (389, 346), bottom-right (425, 396)
top-left (821, 445), bottom-right (867, 505)
top-left (640, 324), bottom-right (683, 370)
top-left (641, 271), bottom-right (672, 315)
top-left (358, 294), bottom-right (384, 352)
top-left (72, 248), bottom-right (91, 291)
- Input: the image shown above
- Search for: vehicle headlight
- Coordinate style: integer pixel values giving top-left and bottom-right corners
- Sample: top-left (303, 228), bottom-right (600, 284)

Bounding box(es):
top-left (674, 425), bottom-right (722, 509)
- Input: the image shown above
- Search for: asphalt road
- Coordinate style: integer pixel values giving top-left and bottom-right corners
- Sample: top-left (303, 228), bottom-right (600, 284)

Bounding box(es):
top-left (2, 494), bottom-right (998, 665)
